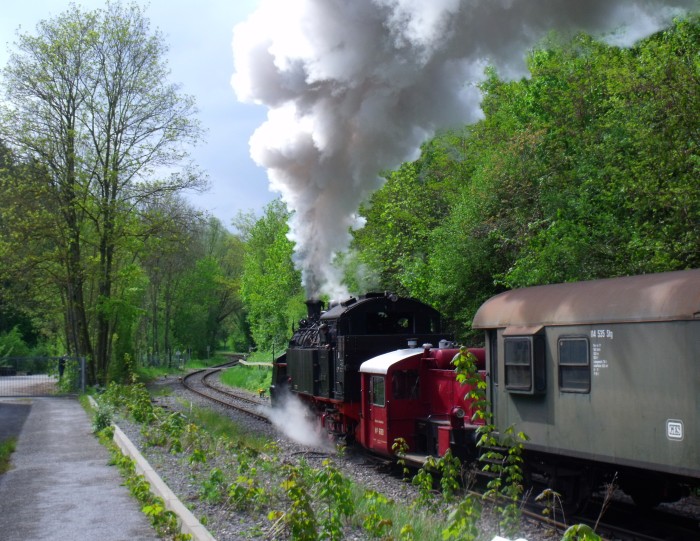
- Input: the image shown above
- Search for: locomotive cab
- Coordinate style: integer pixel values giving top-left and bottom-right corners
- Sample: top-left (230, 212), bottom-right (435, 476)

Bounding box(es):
top-left (359, 344), bottom-right (485, 461)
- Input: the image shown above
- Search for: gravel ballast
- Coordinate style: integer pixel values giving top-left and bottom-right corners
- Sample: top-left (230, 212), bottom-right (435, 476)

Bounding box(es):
top-left (110, 376), bottom-right (569, 541)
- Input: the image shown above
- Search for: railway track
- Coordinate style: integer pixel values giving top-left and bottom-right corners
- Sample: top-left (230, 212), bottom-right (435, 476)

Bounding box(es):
top-left (576, 494), bottom-right (700, 541)
top-left (519, 489), bottom-right (700, 541)
top-left (180, 359), bottom-right (271, 423)
top-left (178, 362), bottom-right (700, 541)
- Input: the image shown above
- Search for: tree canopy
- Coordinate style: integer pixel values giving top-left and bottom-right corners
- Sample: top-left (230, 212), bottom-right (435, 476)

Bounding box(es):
top-left (350, 16), bottom-right (700, 340)
top-left (0, 11), bottom-right (698, 368)
top-left (0, 2), bottom-right (209, 381)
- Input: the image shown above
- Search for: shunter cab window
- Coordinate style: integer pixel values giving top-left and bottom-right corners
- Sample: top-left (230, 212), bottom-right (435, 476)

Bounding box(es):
top-left (392, 370), bottom-right (419, 400)
top-left (558, 337), bottom-right (590, 393)
top-left (371, 376), bottom-right (386, 407)
top-left (504, 335), bottom-right (546, 394)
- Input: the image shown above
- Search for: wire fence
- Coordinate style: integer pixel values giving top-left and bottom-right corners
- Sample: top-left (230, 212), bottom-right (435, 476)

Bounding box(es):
top-left (0, 357), bottom-right (85, 397)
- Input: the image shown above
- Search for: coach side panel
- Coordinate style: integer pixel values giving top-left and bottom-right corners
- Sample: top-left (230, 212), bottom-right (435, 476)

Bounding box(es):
top-left (489, 320), bottom-right (699, 479)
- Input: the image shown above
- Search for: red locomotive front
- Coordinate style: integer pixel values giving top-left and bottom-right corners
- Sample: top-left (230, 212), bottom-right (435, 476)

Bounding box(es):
top-left (359, 344), bottom-right (485, 461)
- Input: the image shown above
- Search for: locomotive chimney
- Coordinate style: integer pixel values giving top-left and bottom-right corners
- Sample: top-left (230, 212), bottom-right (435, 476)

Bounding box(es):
top-left (305, 299), bottom-right (324, 321)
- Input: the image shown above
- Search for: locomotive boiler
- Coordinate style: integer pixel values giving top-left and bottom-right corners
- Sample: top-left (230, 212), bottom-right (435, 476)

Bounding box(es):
top-left (271, 292), bottom-right (485, 460)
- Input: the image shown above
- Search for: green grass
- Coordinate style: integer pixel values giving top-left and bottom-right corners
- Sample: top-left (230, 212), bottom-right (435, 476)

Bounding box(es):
top-left (348, 483), bottom-right (449, 541)
top-left (135, 355), bottom-right (228, 383)
top-left (178, 402), bottom-right (270, 453)
top-left (219, 364), bottom-right (271, 394)
top-left (244, 350), bottom-right (280, 364)
top-left (0, 438), bottom-right (17, 474)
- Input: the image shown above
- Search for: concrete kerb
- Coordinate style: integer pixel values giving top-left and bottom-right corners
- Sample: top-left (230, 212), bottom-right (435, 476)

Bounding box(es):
top-left (88, 396), bottom-right (216, 541)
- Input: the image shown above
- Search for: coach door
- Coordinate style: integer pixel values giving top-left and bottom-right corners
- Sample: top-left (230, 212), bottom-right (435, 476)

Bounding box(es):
top-left (366, 375), bottom-right (389, 454)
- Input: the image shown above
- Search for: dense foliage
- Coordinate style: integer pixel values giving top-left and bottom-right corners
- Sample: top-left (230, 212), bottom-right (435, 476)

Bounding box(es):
top-left (350, 17), bottom-right (700, 340)
top-left (235, 199), bottom-right (306, 355)
top-left (0, 9), bottom-right (698, 371)
top-left (0, 3), bottom-right (243, 382)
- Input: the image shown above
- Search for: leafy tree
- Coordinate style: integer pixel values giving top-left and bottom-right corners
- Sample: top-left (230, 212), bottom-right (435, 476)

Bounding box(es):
top-left (236, 199), bottom-right (305, 353)
top-left (352, 17), bottom-right (700, 339)
top-left (170, 218), bottom-right (246, 358)
top-left (501, 23), bottom-right (700, 286)
top-left (0, 141), bottom-right (66, 353)
top-left (0, 2), bottom-right (204, 382)
top-left (351, 137), bottom-right (464, 298)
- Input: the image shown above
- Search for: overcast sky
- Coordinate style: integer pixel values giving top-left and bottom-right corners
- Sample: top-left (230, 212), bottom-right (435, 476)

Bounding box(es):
top-left (0, 0), bottom-right (274, 229)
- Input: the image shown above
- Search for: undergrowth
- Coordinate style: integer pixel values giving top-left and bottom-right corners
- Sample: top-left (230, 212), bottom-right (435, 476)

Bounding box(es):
top-left (91, 374), bottom-right (605, 541)
top-left (0, 437), bottom-right (17, 474)
top-left (98, 426), bottom-right (191, 541)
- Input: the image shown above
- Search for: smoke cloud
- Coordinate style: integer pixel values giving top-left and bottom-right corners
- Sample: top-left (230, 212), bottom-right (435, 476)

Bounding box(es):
top-left (232, 0), bottom-right (696, 299)
top-left (262, 391), bottom-right (336, 450)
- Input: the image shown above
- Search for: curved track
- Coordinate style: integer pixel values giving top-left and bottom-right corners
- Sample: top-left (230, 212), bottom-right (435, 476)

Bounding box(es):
top-left (179, 361), bottom-right (700, 541)
top-left (181, 360), bottom-right (270, 423)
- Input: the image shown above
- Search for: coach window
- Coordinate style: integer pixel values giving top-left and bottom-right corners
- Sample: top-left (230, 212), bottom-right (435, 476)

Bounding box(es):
top-left (371, 376), bottom-right (386, 407)
top-left (504, 338), bottom-right (531, 391)
top-left (558, 337), bottom-right (590, 393)
top-left (504, 335), bottom-right (546, 394)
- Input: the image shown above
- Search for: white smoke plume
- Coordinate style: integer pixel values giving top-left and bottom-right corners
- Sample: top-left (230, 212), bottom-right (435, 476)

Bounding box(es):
top-left (232, 0), bottom-right (696, 299)
top-left (262, 391), bottom-right (336, 450)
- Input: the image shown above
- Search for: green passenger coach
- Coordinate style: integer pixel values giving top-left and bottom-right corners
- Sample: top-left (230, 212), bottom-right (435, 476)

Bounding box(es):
top-left (472, 268), bottom-right (700, 509)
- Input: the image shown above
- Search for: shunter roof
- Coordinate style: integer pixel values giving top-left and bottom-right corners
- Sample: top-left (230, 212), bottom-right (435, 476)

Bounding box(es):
top-left (359, 348), bottom-right (423, 375)
top-left (472, 269), bottom-right (700, 329)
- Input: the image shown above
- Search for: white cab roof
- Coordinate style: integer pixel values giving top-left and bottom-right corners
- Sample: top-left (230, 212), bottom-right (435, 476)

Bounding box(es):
top-left (359, 348), bottom-right (423, 375)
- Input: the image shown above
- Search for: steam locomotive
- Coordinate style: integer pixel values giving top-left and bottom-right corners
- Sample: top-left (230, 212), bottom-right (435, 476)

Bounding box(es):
top-left (271, 269), bottom-right (700, 508)
top-left (270, 292), bottom-right (486, 460)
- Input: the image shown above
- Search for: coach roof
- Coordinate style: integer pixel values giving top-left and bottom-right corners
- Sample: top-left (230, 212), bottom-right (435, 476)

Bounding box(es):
top-left (472, 268), bottom-right (700, 329)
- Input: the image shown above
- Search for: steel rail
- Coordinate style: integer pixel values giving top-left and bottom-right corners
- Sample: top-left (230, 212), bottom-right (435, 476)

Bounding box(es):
top-left (181, 361), bottom-right (270, 423)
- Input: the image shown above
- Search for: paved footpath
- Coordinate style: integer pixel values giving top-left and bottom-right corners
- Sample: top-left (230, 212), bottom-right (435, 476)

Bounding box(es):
top-left (0, 397), bottom-right (159, 541)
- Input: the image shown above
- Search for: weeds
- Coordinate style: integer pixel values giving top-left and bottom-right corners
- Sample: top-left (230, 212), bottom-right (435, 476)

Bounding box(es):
top-left (228, 473), bottom-right (265, 510)
top-left (452, 347), bottom-right (526, 538)
top-left (91, 401), bottom-right (114, 433)
top-left (362, 490), bottom-right (393, 538)
top-left (314, 458), bottom-right (355, 540)
top-left (392, 437), bottom-right (411, 480)
top-left (535, 488), bottom-right (566, 536)
top-left (108, 441), bottom-right (191, 541)
top-left (0, 437), bottom-right (17, 474)
top-left (200, 468), bottom-right (227, 503)
top-left (562, 523), bottom-right (602, 540)
top-left (442, 496), bottom-right (482, 541)
top-left (95, 380), bottom-right (610, 541)
top-left (271, 461), bottom-right (318, 540)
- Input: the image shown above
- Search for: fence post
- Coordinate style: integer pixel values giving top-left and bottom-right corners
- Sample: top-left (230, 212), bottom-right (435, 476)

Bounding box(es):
top-left (80, 357), bottom-right (86, 394)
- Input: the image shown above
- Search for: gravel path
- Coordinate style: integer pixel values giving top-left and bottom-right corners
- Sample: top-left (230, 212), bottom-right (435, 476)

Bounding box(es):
top-left (115, 375), bottom-right (558, 541)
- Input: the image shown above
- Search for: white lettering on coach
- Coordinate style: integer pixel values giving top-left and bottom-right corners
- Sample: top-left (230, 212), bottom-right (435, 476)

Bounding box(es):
top-left (667, 419), bottom-right (684, 441)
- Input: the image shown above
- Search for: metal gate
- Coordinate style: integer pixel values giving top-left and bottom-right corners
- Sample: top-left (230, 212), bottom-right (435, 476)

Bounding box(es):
top-left (0, 357), bottom-right (85, 397)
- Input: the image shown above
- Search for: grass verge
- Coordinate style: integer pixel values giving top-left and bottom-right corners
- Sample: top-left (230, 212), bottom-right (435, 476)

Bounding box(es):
top-left (177, 400), bottom-right (270, 453)
top-left (218, 364), bottom-right (271, 394)
top-left (0, 437), bottom-right (17, 474)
